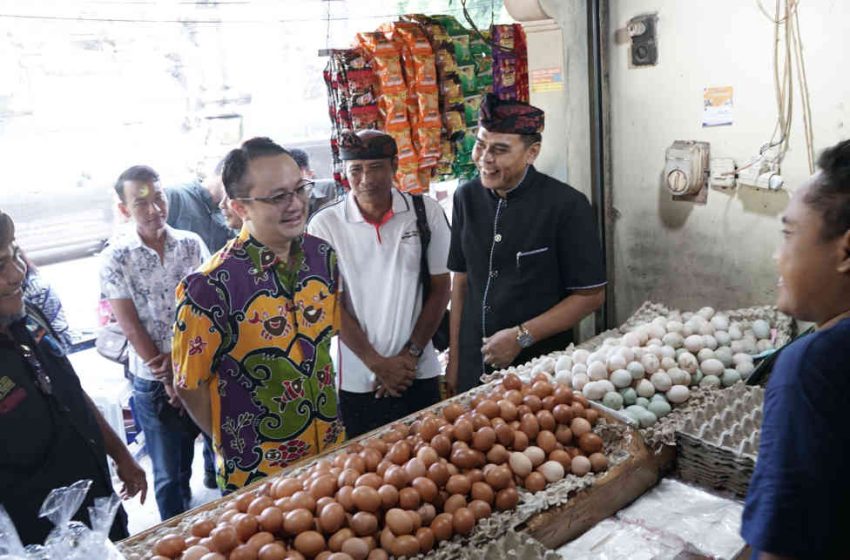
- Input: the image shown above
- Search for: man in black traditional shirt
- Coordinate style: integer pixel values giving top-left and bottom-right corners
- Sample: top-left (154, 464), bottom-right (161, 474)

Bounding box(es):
top-left (0, 209), bottom-right (146, 545)
top-left (447, 94), bottom-right (607, 394)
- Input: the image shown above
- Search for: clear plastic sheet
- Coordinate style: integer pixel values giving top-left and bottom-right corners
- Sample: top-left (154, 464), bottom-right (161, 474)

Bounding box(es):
top-left (558, 479), bottom-right (745, 560)
top-left (0, 480), bottom-right (124, 560)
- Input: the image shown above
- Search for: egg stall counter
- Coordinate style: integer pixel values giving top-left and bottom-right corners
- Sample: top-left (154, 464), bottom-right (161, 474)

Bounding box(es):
top-left (118, 371), bottom-right (661, 559)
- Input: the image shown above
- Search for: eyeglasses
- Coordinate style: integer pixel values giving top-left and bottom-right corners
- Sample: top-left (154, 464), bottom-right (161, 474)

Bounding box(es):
top-left (234, 181), bottom-right (314, 207)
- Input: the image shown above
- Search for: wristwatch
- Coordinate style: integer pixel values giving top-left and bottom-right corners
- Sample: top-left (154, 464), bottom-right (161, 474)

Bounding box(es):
top-left (407, 341), bottom-right (424, 358)
top-left (516, 323), bottom-right (535, 349)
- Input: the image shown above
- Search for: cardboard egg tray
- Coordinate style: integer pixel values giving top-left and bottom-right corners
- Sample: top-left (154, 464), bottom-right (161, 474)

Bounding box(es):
top-left (673, 383), bottom-right (763, 497)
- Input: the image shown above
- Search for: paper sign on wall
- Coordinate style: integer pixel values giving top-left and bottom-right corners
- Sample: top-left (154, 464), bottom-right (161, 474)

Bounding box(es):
top-left (702, 86), bottom-right (733, 127)
top-left (531, 67), bottom-right (564, 93)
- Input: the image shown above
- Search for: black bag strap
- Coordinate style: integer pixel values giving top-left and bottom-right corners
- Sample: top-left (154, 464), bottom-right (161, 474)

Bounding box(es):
top-left (411, 195), bottom-right (432, 297)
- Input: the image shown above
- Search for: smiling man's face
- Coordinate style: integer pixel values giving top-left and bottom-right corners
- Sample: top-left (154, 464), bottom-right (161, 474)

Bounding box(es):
top-left (0, 215), bottom-right (26, 328)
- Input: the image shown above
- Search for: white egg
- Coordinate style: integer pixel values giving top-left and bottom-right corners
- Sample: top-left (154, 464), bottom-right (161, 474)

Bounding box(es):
top-left (702, 335), bottom-right (718, 350)
top-left (677, 352), bottom-right (699, 374)
top-left (730, 340), bottom-right (745, 354)
top-left (660, 356), bottom-right (677, 371)
top-left (684, 335), bottom-right (705, 353)
top-left (641, 353), bottom-right (660, 375)
top-left (647, 324), bottom-right (667, 340)
top-left (690, 370), bottom-right (704, 386)
top-left (662, 332), bottom-right (684, 349)
top-left (714, 346), bottom-right (734, 368)
top-left (710, 314), bottom-right (730, 331)
top-left (666, 385), bottom-right (691, 404)
top-left (610, 369), bottom-right (633, 388)
top-left (667, 367), bottom-right (690, 386)
top-left (722, 369), bottom-right (742, 387)
top-left (597, 379), bottom-right (616, 394)
top-left (587, 350), bottom-right (606, 365)
top-left (698, 322), bottom-right (716, 336)
top-left (646, 344), bottom-right (664, 359)
top-left (583, 381), bottom-right (607, 401)
top-left (554, 370), bottom-right (573, 386)
top-left (636, 379), bottom-right (655, 398)
top-left (697, 306), bottom-right (715, 320)
top-left (648, 400), bottom-right (672, 418)
top-left (555, 355), bottom-right (573, 373)
top-left (665, 320), bottom-right (684, 334)
top-left (732, 352), bottom-right (754, 366)
top-left (539, 460), bottom-right (565, 483)
top-left (699, 375), bottom-right (722, 388)
top-left (682, 323), bottom-right (696, 337)
top-left (572, 372), bottom-right (589, 391)
top-left (682, 312), bottom-right (694, 321)
top-left (617, 347), bottom-right (635, 363)
top-left (632, 346), bottom-right (646, 360)
top-left (626, 361), bottom-right (646, 380)
top-left (621, 331), bottom-right (642, 348)
top-left (531, 363), bottom-right (553, 379)
top-left (588, 361), bottom-right (609, 381)
top-left (650, 371), bottom-right (672, 392)
top-left (736, 361), bottom-right (755, 378)
top-left (635, 326), bottom-right (650, 345)
top-left (602, 337), bottom-right (619, 346)
top-left (714, 330), bottom-right (731, 346)
top-left (741, 338), bottom-right (757, 354)
top-left (646, 338), bottom-right (663, 347)
top-left (756, 339), bottom-right (774, 352)
top-left (752, 319), bottom-right (771, 339)
top-left (728, 324), bottom-right (743, 340)
top-left (607, 354), bottom-right (627, 372)
top-left (700, 358), bottom-right (725, 377)
top-left (572, 349), bottom-right (590, 365)
top-left (603, 391), bottom-right (624, 410)
top-left (572, 363), bottom-right (588, 377)
top-left (651, 316), bottom-right (668, 329)
top-left (697, 348), bottom-right (715, 362)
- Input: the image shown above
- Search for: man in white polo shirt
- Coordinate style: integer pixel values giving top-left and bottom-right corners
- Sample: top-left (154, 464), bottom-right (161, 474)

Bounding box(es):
top-left (308, 130), bottom-right (451, 437)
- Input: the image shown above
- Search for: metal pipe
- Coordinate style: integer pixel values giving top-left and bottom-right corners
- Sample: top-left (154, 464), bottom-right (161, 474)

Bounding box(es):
top-left (587, 0), bottom-right (612, 330)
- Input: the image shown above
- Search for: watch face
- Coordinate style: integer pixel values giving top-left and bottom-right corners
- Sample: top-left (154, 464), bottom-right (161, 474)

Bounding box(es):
top-left (518, 333), bottom-right (534, 348)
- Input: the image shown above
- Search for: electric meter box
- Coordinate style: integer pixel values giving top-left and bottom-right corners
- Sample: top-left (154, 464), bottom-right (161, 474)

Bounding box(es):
top-left (664, 140), bottom-right (710, 203)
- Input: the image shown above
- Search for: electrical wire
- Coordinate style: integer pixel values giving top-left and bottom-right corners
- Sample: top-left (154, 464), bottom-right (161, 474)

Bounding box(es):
top-left (755, 0), bottom-right (814, 173)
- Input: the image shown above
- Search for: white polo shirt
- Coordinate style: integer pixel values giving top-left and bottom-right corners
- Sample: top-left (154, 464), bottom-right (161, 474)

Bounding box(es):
top-left (307, 189), bottom-right (451, 393)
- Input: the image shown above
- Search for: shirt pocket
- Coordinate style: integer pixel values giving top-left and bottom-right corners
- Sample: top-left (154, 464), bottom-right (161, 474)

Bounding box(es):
top-left (515, 247), bottom-right (550, 270)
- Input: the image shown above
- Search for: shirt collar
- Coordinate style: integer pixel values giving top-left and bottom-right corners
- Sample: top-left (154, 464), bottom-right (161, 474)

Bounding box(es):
top-left (236, 225), bottom-right (305, 278)
top-left (486, 165), bottom-right (536, 201)
top-left (345, 189), bottom-right (409, 223)
top-left (127, 224), bottom-right (177, 251)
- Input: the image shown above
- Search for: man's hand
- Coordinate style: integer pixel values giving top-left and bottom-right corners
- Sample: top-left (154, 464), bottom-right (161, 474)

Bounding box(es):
top-left (445, 355), bottom-right (459, 397)
top-left (370, 354), bottom-right (416, 398)
top-left (115, 454), bottom-right (147, 504)
top-left (163, 382), bottom-right (183, 409)
top-left (147, 353), bottom-right (173, 382)
top-left (481, 328), bottom-right (522, 370)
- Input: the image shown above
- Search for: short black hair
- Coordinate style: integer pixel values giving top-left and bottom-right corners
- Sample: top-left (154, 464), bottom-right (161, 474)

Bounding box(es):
top-left (114, 165), bottom-right (160, 202)
top-left (289, 148), bottom-right (310, 171)
top-left (807, 140), bottom-right (850, 240)
top-left (520, 133), bottom-right (542, 148)
top-left (222, 137), bottom-right (291, 198)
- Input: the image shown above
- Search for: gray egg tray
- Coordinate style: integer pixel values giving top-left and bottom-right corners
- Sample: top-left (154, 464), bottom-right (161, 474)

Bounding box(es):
top-left (674, 383), bottom-right (763, 497)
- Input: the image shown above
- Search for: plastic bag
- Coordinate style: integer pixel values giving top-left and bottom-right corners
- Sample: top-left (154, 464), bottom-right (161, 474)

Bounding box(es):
top-left (0, 480), bottom-right (125, 560)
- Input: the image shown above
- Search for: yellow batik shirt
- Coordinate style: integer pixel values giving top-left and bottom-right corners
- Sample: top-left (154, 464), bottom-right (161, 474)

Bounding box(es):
top-left (173, 227), bottom-right (345, 492)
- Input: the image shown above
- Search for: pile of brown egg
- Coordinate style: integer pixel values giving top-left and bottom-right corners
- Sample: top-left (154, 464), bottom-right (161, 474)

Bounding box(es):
top-left (149, 373), bottom-right (610, 560)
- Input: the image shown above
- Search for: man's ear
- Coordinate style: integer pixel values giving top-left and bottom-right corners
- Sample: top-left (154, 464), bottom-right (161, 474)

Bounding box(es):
top-left (117, 201), bottom-right (131, 220)
top-left (837, 229), bottom-right (850, 273)
top-left (391, 156), bottom-right (399, 173)
top-left (525, 142), bottom-right (542, 165)
top-left (230, 198), bottom-right (250, 222)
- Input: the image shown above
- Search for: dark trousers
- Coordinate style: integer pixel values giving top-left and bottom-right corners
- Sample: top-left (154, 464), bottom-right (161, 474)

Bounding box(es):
top-left (132, 377), bottom-right (198, 520)
top-left (339, 377), bottom-right (441, 439)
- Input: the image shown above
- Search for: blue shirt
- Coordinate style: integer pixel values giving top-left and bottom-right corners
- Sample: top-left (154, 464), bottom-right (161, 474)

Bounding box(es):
top-left (166, 181), bottom-right (235, 253)
top-left (741, 318), bottom-right (850, 559)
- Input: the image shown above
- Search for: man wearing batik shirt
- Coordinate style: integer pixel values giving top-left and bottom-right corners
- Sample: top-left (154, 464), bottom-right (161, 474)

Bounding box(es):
top-left (173, 137), bottom-right (344, 493)
top-left (447, 94), bottom-right (607, 394)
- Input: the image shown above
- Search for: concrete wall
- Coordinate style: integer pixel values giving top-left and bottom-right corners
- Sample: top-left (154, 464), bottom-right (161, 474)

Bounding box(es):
top-left (606, 0), bottom-right (849, 321)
